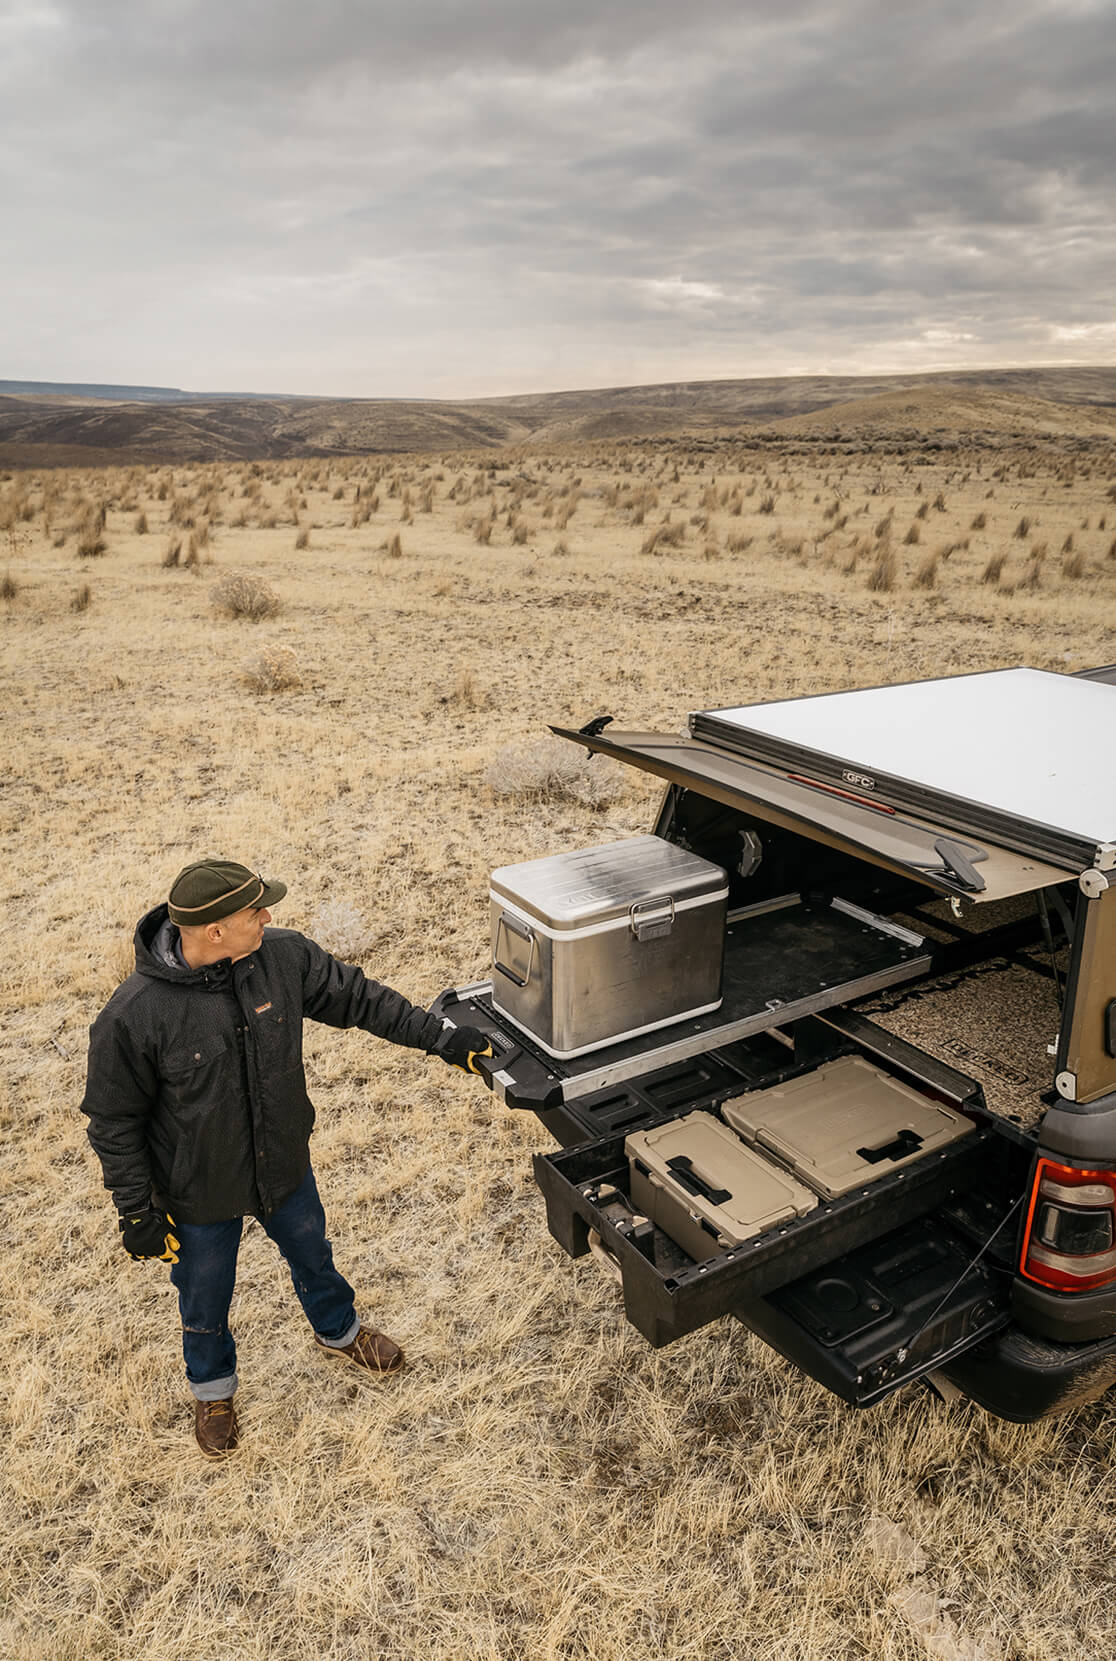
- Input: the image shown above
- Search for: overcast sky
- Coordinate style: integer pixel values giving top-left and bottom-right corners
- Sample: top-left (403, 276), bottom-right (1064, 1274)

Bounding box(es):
top-left (2, 0), bottom-right (1114, 398)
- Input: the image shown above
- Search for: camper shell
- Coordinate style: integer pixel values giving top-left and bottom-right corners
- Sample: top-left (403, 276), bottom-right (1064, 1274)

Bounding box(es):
top-left (435, 665), bottom-right (1116, 1420)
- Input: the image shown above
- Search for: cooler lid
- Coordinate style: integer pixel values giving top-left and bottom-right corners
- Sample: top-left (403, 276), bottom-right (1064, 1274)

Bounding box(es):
top-left (490, 835), bottom-right (727, 930)
top-left (723, 1056), bottom-right (974, 1199)
top-left (627, 1110), bottom-right (818, 1243)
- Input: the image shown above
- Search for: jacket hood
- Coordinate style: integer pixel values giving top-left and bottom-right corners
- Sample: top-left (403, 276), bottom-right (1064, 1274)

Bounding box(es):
top-left (134, 903), bottom-right (232, 988)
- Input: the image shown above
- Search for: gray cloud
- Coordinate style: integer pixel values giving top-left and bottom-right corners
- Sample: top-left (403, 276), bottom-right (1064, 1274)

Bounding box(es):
top-left (2, 0), bottom-right (1114, 394)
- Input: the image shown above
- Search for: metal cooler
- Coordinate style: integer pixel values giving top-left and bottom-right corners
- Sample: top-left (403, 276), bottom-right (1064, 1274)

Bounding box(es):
top-left (490, 835), bottom-right (728, 1058)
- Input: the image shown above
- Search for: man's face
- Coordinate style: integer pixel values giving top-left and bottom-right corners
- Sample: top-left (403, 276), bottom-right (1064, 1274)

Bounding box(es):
top-left (217, 903), bottom-right (271, 962)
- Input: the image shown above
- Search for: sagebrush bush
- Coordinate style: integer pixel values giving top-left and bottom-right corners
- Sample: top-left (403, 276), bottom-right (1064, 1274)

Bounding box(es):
top-left (310, 899), bottom-right (376, 961)
top-left (241, 645), bottom-right (302, 692)
top-left (210, 573), bottom-right (280, 621)
top-left (486, 736), bottom-right (627, 809)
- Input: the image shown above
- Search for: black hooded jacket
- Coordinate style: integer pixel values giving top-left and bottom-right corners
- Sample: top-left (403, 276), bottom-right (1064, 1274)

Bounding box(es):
top-left (81, 905), bottom-right (446, 1223)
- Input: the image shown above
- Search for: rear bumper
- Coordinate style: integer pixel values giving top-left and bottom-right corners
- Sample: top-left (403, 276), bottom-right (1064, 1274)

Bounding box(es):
top-left (1012, 1277), bottom-right (1116, 1344)
top-left (936, 1322), bottom-right (1116, 1422)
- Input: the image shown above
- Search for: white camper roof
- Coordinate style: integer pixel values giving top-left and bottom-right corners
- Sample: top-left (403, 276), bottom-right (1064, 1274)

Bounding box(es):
top-left (691, 668), bottom-right (1116, 870)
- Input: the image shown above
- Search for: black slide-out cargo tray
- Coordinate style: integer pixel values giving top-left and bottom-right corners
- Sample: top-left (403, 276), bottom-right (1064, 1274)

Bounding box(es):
top-left (433, 894), bottom-right (931, 1126)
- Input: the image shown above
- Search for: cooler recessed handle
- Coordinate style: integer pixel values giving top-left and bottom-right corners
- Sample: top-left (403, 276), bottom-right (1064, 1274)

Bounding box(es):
top-left (494, 912), bottom-right (536, 988)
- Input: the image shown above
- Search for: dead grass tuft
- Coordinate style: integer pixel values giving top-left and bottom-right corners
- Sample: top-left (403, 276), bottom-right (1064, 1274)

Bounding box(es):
top-left (913, 552), bottom-right (938, 589)
top-left (866, 548), bottom-right (897, 591)
top-left (76, 525), bottom-right (107, 558)
top-left (70, 581), bottom-right (92, 612)
top-left (447, 668), bottom-right (487, 709)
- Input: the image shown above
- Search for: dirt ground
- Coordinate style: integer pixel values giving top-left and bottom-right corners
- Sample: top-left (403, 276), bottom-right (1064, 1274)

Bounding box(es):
top-left (3, 435), bottom-right (1116, 1659)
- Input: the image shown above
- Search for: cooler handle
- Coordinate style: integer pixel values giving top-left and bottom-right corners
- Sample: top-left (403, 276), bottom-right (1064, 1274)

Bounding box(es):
top-left (630, 894), bottom-right (675, 941)
top-left (665, 1155), bottom-right (731, 1206)
top-left (494, 912), bottom-right (536, 988)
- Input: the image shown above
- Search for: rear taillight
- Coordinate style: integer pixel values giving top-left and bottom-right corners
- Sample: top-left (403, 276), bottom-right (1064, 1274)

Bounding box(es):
top-left (1019, 1158), bottom-right (1116, 1292)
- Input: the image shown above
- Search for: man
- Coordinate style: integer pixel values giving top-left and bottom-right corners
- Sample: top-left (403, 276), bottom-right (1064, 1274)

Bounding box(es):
top-left (81, 857), bottom-right (491, 1459)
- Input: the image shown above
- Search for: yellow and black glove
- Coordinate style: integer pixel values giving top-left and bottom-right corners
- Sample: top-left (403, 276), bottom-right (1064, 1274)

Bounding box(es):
top-left (119, 1207), bottom-right (180, 1263)
top-left (434, 1025), bottom-right (493, 1075)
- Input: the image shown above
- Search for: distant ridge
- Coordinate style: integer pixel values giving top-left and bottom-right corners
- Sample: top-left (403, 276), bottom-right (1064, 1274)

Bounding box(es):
top-left (0, 379), bottom-right (294, 403)
top-left (1, 367), bottom-right (1115, 466)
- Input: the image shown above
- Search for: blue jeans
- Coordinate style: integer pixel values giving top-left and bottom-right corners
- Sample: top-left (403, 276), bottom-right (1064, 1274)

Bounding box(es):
top-left (169, 1164), bottom-right (359, 1401)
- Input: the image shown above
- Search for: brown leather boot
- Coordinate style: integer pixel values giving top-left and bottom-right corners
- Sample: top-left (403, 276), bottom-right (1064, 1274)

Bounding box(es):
top-left (315, 1326), bottom-right (405, 1377)
top-left (195, 1397), bottom-right (239, 1458)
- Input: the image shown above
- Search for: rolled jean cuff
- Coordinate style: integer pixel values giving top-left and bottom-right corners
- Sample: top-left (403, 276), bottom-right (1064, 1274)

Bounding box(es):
top-left (190, 1371), bottom-right (238, 1402)
top-left (315, 1314), bottom-right (360, 1349)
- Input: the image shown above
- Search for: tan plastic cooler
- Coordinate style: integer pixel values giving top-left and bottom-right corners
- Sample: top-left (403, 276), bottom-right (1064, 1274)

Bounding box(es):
top-left (722, 1055), bottom-right (974, 1199)
top-left (626, 1111), bottom-right (818, 1262)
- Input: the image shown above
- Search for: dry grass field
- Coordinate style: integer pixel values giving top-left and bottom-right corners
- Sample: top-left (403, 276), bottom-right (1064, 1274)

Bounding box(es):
top-left (4, 426), bottom-right (1116, 1660)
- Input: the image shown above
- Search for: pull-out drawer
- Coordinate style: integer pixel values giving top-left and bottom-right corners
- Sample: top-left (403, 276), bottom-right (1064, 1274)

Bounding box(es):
top-left (534, 1112), bottom-right (995, 1348)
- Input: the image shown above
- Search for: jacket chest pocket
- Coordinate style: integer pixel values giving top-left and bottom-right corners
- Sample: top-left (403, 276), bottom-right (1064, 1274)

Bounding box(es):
top-left (158, 1035), bottom-right (234, 1118)
top-left (250, 1009), bottom-right (301, 1071)
top-left (163, 1035), bottom-right (231, 1076)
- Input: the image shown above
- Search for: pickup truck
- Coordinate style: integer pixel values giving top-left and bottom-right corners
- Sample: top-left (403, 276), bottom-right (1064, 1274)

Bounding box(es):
top-left (435, 664), bottom-right (1116, 1421)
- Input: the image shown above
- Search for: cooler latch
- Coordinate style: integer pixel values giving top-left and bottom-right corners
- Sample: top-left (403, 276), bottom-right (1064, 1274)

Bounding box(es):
top-left (629, 895), bottom-right (675, 941)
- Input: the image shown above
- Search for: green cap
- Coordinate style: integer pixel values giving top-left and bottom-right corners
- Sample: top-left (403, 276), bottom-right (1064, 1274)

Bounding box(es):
top-left (168, 859), bottom-right (287, 926)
